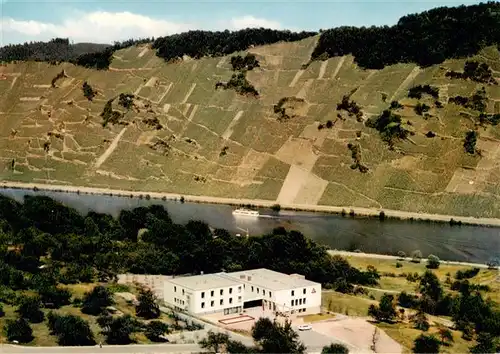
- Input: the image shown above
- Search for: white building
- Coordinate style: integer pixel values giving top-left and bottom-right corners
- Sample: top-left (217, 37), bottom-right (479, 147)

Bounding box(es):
top-left (163, 268), bottom-right (321, 316)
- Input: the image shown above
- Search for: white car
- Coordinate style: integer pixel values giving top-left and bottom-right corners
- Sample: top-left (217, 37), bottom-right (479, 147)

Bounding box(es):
top-left (298, 324), bottom-right (312, 331)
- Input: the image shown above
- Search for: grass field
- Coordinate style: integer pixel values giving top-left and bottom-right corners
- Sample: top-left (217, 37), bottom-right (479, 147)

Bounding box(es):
top-left (321, 255), bottom-right (500, 352)
top-left (2, 40), bottom-right (500, 217)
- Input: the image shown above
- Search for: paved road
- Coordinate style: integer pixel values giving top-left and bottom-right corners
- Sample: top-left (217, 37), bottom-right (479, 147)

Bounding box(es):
top-left (1, 344), bottom-right (204, 354)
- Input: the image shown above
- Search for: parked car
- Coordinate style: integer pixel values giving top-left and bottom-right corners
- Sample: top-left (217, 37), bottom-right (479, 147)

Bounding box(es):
top-left (298, 324), bottom-right (312, 331)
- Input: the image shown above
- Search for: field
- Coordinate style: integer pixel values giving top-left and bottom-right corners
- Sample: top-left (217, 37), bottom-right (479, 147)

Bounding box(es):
top-left (2, 40), bottom-right (500, 217)
top-left (322, 255), bottom-right (500, 352)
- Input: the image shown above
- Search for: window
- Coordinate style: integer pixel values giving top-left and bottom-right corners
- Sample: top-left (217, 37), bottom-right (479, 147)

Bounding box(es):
top-left (174, 286), bottom-right (177, 292)
top-left (229, 288), bottom-right (233, 294)
top-left (269, 292), bottom-right (272, 298)
top-left (211, 290), bottom-right (214, 297)
top-left (211, 301), bottom-right (214, 307)
top-left (303, 288), bottom-right (306, 294)
top-left (182, 289), bottom-right (185, 295)
top-left (238, 286), bottom-right (242, 293)
top-left (292, 299), bottom-right (295, 306)
top-left (220, 299), bottom-right (224, 305)
top-left (251, 286), bottom-right (254, 292)
top-left (299, 299), bottom-right (302, 305)
top-left (263, 290), bottom-right (266, 296)
top-left (220, 289), bottom-right (224, 295)
top-left (303, 298), bottom-right (306, 305)
top-left (291, 290), bottom-right (295, 296)
top-left (238, 296), bottom-right (242, 302)
top-left (229, 298), bottom-right (233, 304)
top-left (257, 288), bottom-right (260, 294)
top-left (201, 292), bottom-right (205, 299)
top-left (201, 302), bottom-right (205, 308)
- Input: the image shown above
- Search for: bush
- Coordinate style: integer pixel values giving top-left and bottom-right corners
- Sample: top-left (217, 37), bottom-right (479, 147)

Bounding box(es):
top-left (395, 262), bottom-right (403, 268)
top-left (5, 318), bottom-right (34, 344)
top-left (455, 267), bottom-right (480, 280)
top-left (427, 254), bottom-right (440, 269)
top-left (413, 334), bottom-right (441, 353)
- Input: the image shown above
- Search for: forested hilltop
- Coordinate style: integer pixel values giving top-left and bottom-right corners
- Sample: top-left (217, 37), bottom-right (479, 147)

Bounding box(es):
top-left (310, 1), bottom-right (500, 68)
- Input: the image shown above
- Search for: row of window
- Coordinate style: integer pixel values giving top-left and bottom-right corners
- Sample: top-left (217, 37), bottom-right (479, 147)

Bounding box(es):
top-left (292, 298), bottom-right (306, 306)
top-left (201, 286), bottom-right (242, 299)
top-left (291, 288), bottom-right (308, 297)
top-left (174, 298), bottom-right (185, 305)
top-left (201, 296), bottom-right (242, 308)
top-left (249, 285), bottom-right (272, 298)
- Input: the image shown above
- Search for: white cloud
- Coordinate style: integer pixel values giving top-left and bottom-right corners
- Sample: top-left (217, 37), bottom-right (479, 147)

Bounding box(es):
top-left (227, 16), bottom-right (283, 30)
top-left (1, 11), bottom-right (288, 45)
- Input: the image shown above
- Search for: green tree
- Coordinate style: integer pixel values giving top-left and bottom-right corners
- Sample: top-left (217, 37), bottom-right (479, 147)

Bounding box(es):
top-left (470, 332), bottom-right (499, 353)
top-left (368, 294), bottom-right (397, 322)
top-left (418, 271), bottom-right (443, 303)
top-left (412, 334), bottom-right (441, 353)
top-left (5, 318), bottom-right (34, 343)
top-left (47, 313), bottom-right (96, 346)
top-left (411, 250), bottom-right (423, 263)
top-left (426, 255), bottom-right (440, 269)
top-left (464, 130), bottom-right (478, 154)
top-left (321, 343), bottom-right (349, 353)
top-left (145, 320), bottom-right (170, 342)
top-left (199, 331), bottom-right (230, 352)
top-left (252, 318), bottom-right (306, 354)
top-left (0, 303), bottom-right (4, 317)
top-left (16, 296), bottom-right (44, 323)
top-left (100, 314), bottom-right (140, 344)
top-left (412, 309), bottom-right (430, 331)
top-left (437, 327), bottom-right (454, 346)
top-left (135, 287), bottom-right (160, 319)
top-left (38, 286), bottom-right (71, 309)
top-left (82, 81), bottom-right (96, 101)
top-left (81, 285), bottom-right (114, 315)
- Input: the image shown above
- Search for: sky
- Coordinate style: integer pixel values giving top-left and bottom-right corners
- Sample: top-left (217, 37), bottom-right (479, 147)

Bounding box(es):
top-left (0, 0), bottom-right (484, 46)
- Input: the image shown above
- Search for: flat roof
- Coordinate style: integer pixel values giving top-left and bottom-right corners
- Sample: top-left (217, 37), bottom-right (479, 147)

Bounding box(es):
top-left (224, 268), bottom-right (319, 291)
top-left (167, 273), bottom-right (242, 291)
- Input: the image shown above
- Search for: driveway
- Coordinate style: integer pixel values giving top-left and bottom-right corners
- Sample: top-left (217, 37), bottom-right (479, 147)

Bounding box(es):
top-left (1, 343), bottom-right (204, 354)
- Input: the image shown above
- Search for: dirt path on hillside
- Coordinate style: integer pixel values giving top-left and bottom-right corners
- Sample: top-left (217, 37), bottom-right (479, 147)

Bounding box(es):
top-left (331, 56), bottom-right (346, 79)
top-left (93, 127), bottom-right (127, 169)
top-left (390, 66), bottom-right (421, 102)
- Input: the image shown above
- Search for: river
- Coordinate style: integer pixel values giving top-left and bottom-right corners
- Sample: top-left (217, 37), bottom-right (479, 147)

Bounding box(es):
top-left (1, 188), bottom-right (498, 264)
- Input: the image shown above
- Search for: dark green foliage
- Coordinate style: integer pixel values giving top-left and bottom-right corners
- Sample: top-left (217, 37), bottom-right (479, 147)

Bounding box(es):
top-left (81, 285), bottom-right (114, 315)
top-left (199, 331), bottom-right (231, 352)
top-left (389, 101), bottom-right (403, 109)
top-left (337, 91), bottom-right (363, 120)
top-left (455, 267), bottom-right (480, 280)
top-left (82, 81), bottom-right (96, 101)
top-left (145, 320), bottom-right (170, 342)
top-left (426, 131), bottom-right (436, 138)
top-left (273, 97), bottom-right (305, 121)
top-left (118, 93), bottom-right (135, 109)
top-left (368, 293), bottom-right (397, 322)
top-left (135, 287), bottom-right (160, 319)
top-left (47, 312), bottom-right (96, 346)
top-left (347, 143), bottom-right (368, 173)
top-left (321, 343), bottom-right (349, 354)
top-left (426, 255), bottom-right (440, 269)
top-left (100, 98), bottom-right (123, 127)
top-left (413, 334), bottom-right (441, 353)
top-left (419, 271), bottom-right (443, 303)
top-left (464, 130), bottom-right (478, 154)
top-left (271, 204), bottom-right (281, 212)
top-left (366, 110), bottom-right (410, 145)
top-left (414, 103), bottom-right (430, 116)
top-left (99, 314), bottom-right (141, 344)
top-left (446, 60), bottom-right (497, 85)
top-left (412, 309), bottom-right (430, 331)
top-left (408, 85), bottom-right (439, 100)
top-left (39, 286), bottom-right (72, 309)
top-left (231, 54), bottom-right (260, 71)
top-left (0, 303), bottom-right (4, 317)
top-left (449, 87), bottom-right (488, 112)
top-left (153, 29), bottom-right (316, 62)
top-left (16, 296), bottom-right (44, 323)
top-left (310, 3), bottom-right (500, 69)
top-left (479, 113), bottom-right (500, 126)
top-left (216, 72), bottom-right (259, 97)
top-left (437, 327), bottom-right (454, 346)
top-left (4, 318), bottom-right (34, 344)
top-left (470, 332), bottom-right (500, 353)
top-left (398, 291), bottom-right (419, 308)
top-left (252, 318), bottom-right (306, 354)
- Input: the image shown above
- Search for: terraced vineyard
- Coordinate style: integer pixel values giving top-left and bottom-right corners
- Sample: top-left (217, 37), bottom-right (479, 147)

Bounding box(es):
top-left (2, 36), bottom-right (500, 217)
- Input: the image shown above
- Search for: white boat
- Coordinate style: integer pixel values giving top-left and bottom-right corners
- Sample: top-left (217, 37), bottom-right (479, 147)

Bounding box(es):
top-left (232, 208), bottom-right (260, 217)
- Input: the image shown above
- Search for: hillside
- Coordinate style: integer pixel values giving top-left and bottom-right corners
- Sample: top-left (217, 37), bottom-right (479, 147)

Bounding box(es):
top-left (2, 5), bottom-right (500, 218)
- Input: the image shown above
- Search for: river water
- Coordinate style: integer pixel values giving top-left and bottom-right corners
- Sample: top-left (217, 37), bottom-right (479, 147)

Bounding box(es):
top-left (1, 188), bottom-right (498, 264)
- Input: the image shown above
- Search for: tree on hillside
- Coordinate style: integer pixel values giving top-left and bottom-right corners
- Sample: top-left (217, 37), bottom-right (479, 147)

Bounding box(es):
top-left (5, 318), bottom-right (34, 344)
top-left (47, 312), bottom-right (96, 346)
top-left (38, 286), bottom-right (72, 308)
top-left (426, 254), bottom-right (440, 269)
top-left (413, 334), bottom-right (441, 353)
top-left (199, 331), bottom-right (230, 353)
top-left (81, 285), bottom-right (114, 315)
top-left (418, 271), bottom-right (443, 303)
top-left (321, 343), bottom-right (349, 353)
top-left (470, 332), bottom-right (500, 353)
top-left (82, 81), bottom-right (96, 101)
top-left (412, 309), bottom-right (430, 331)
top-left (135, 287), bottom-right (160, 319)
top-left (16, 296), bottom-right (45, 323)
top-left (437, 327), bottom-right (454, 346)
top-left (144, 320), bottom-right (170, 342)
top-left (464, 130), bottom-right (478, 154)
top-left (368, 293), bottom-right (397, 322)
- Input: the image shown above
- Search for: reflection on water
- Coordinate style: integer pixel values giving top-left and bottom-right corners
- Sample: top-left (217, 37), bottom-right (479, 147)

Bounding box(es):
top-left (1, 188), bottom-right (499, 263)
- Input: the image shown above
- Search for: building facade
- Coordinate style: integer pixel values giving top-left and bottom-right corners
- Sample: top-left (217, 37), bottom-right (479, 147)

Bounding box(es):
top-left (163, 268), bottom-right (321, 315)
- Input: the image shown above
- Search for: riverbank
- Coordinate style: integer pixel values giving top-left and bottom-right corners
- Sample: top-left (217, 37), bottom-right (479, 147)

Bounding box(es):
top-left (327, 250), bottom-right (493, 269)
top-left (2, 180), bottom-right (500, 227)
